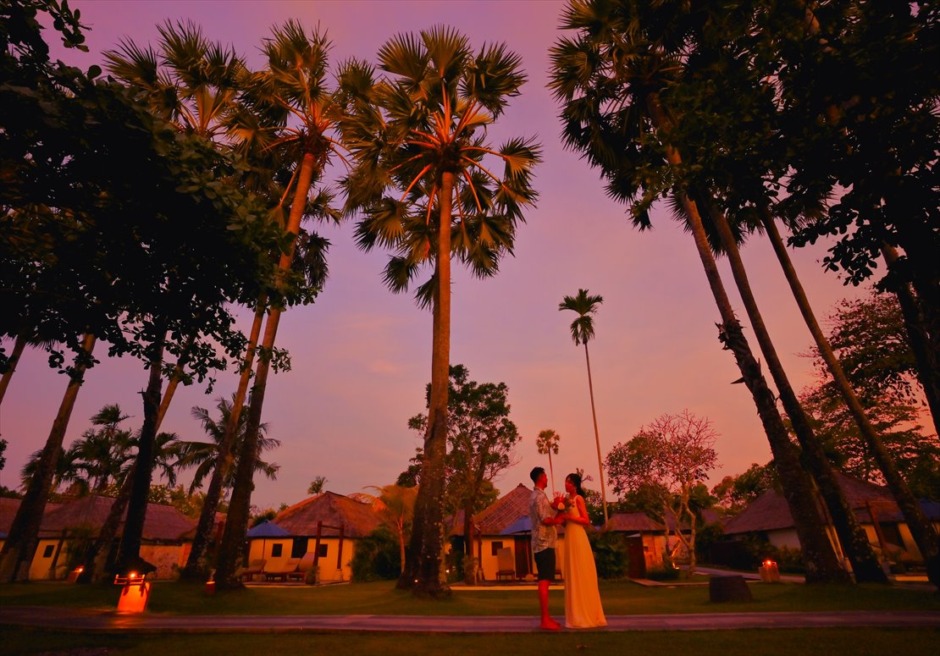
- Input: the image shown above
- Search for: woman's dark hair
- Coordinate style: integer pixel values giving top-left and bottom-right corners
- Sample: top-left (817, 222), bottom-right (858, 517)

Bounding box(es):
top-left (565, 473), bottom-right (585, 497)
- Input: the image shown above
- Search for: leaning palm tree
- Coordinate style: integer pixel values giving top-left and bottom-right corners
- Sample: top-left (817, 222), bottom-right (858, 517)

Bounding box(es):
top-left (549, 0), bottom-right (848, 582)
top-left (101, 22), bottom-right (254, 576)
top-left (103, 20), bottom-right (247, 421)
top-left (340, 26), bottom-right (540, 596)
top-left (211, 21), bottom-right (342, 590)
top-left (0, 333), bottom-right (96, 582)
top-left (559, 289), bottom-right (610, 524)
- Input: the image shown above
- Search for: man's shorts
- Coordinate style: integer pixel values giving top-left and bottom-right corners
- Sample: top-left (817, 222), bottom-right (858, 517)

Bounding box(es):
top-left (533, 548), bottom-right (556, 581)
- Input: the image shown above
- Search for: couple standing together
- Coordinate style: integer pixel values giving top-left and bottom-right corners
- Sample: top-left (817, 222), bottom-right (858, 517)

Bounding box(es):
top-left (529, 466), bottom-right (607, 630)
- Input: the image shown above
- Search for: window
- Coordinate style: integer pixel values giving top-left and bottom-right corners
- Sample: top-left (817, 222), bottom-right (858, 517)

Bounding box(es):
top-left (291, 537), bottom-right (307, 558)
top-left (42, 544), bottom-right (54, 558)
top-left (317, 544), bottom-right (328, 557)
top-left (271, 543), bottom-right (283, 557)
top-left (490, 541), bottom-right (503, 556)
top-left (880, 523), bottom-right (904, 548)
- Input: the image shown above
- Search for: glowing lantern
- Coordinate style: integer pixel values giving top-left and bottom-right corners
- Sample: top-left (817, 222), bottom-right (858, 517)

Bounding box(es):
top-left (758, 559), bottom-right (780, 583)
top-left (114, 571), bottom-right (151, 613)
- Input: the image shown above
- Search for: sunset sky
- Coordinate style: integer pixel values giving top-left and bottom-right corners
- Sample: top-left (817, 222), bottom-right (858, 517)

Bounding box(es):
top-left (0, 0), bottom-right (872, 510)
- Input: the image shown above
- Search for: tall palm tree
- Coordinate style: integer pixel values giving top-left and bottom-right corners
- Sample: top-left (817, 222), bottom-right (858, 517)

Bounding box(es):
top-left (340, 26), bottom-right (540, 596)
top-left (102, 22), bottom-right (250, 574)
top-left (559, 290), bottom-right (609, 524)
top-left (104, 20), bottom-right (248, 424)
top-left (760, 209), bottom-right (936, 584)
top-left (549, 0), bottom-right (847, 582)
top-left (212, 21), bottom-right (341, 590)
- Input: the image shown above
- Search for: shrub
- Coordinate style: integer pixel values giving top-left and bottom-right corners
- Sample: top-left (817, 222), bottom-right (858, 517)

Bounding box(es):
top-left (647, 563), bottom-right (681, 581)
top-left (351, 527), bottom-right (400, 582)
top-left (589, 531), bottom-right (629, 579)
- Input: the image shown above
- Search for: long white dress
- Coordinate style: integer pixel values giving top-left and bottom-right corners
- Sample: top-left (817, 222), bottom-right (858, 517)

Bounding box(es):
top-left (561, 495), bottom-right (607, 628)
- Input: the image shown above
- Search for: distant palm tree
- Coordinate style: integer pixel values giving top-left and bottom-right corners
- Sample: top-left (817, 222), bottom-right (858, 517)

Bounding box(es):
top-left (559, 289), bottom-right (609, 524)
top-left (176, 396), bottom-right (279, 494)
top-left (535, 429), bottom-right (561, 496)
top-left (65, 404), bottom-right (134, 494)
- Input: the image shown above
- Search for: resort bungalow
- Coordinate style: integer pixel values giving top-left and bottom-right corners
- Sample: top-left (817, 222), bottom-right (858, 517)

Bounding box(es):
top-left (721, 473), bottom-right (940, 569)
top-left (247, 491), bottom-right (382, 583)
top-left (605, 512), bottom-right (667, 578)
top-left (451, 483), bottom-right (571, 582)
top-left (1, 495), bottom-right (196, 581)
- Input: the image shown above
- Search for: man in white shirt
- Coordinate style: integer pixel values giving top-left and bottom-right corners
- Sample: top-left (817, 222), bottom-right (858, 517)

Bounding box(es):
top-left (529, 466), bottom-right (562, 630)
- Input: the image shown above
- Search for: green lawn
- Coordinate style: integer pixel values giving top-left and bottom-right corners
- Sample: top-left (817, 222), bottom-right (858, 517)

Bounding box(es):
top-left (2, 580), bottom-right (938, 655)
top-left (1, 579), bottom-right (937, 616)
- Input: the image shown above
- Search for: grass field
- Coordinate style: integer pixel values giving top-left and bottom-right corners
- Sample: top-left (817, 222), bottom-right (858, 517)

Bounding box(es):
top-left (1, 579), bottom-right (938, 655)
top-left (1, 578), bottom-right (937, 616)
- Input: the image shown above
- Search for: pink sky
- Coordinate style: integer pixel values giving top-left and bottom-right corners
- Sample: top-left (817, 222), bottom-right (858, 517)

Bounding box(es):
top-left (0, 0), bottom-right (871, 509)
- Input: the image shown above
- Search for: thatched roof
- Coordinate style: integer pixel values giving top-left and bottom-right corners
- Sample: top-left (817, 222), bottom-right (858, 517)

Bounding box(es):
top-left (178, 512), bottom-right (226, 541)
top-left (0, 497), bottom-right (28, 538)
top-left (37, 495), bottom-right (195, 542)
top-left (476, 483), bottom-right (533, 536)
top-left (723, 472), bottom-right (914, 536)
top-left (607, 512), bottom-right (665, 533)
top-left (273, 491), bottom-right (381, 539)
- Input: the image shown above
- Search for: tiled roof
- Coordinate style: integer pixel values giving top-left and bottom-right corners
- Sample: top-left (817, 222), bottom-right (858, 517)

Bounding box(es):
top-left (273, 491), bottom-right (381, 539)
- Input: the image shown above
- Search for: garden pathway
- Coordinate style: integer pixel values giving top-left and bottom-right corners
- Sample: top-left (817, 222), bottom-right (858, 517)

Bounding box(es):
top-left (2, 605), bottom-right (939, 633)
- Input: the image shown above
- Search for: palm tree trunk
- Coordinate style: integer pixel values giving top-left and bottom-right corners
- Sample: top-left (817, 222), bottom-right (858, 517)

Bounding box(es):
top-left (214, 149), bottom-right (317, 590)
top-left (180, 299), bottom-right (266, 581)
top-left (76, 470), bottom-right (134, 583)
top-left (583, 343), bottom-right (609, 524)
top-left (0, 332), bottom-right (28, 406)
top-left (116, 337), bottom-right (165, 572)
top-left (891, 224), bottom-right (940, 422)
top-left (645, 95), bottom-right (846, 582)
top-left (765, 213), bottom-right (938, 587)
top-left (881, 243), bottom-right (940, 438)
top-left (0, 333), bottom-right (96, 582)
top-left (399, 171), bottom-right (454, 598)
top-left (155, 333), bottom-right (196, 430)
top-left (702, 198), bottom-right (886, 582)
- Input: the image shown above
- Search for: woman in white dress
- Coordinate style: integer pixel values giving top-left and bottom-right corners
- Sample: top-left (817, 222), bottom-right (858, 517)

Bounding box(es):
top-left (560, 472), bottom-right (607, 629)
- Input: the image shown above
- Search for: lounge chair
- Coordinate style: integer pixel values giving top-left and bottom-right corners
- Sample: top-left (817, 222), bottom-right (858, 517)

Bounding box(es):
top-left (263, 558), bottom-right (301, 582)
top-left (287, 552), bottom-right (317, 583)
top-left (495, 547), bottom-right (516, 582)
top-left (236, 558), bottom-right (266, 582)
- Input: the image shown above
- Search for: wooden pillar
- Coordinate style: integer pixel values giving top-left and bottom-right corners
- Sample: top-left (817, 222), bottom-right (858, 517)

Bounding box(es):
top-left (312, 521), bottom-right (322, 574)
top-left (336, 525), bottom-right (344, 571)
